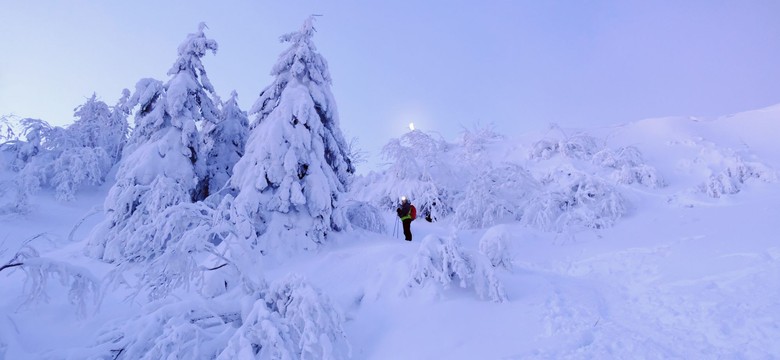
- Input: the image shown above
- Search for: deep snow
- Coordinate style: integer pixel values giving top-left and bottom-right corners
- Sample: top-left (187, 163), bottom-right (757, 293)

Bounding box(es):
top-left (2, 105), bottom-right (780, 359)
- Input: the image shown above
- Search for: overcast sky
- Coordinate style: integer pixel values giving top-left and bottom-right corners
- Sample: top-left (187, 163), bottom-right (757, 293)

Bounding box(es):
top-left (2, 0), bottom-right (780, 171)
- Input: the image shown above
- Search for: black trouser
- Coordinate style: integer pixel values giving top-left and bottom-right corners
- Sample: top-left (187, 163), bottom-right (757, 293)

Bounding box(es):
top-left (402, 219), bottom-right (412, 241)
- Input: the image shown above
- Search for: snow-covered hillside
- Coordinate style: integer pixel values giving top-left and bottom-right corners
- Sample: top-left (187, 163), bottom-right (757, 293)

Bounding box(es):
top-left (2, 100), bottom-right (779, 359)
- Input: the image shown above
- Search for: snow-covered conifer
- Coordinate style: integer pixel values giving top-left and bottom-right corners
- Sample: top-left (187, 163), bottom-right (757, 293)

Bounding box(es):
top-left (198, 90), bottom-right (248, 199)
top-left (85, 24), bottom-right (219, 262)
top-left (230, 16), bottom-right (354, 253)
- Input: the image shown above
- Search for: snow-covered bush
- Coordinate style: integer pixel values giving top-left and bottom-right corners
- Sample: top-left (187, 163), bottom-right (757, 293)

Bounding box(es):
top-left (88, 175), bottom-right (195, 263)
top-left (229, 16), bottom-right (355, 254)
top-left (478, 225), bottom-right (514, 270)
top-left (88, 298), bottom-right (239, 360)
top-left (530, 133), bottom-right (601, 161)
top-left (90, 275), bottom-right (349, 360)
top-left (592, 146), bottom-right (665, 188)
top-left (454, 163), bottom-right (537, 229)
top-left (700, 155), bottom-right (777, 198)
top-left (524, 168), bottom-right (627, 232)
top-left (253, 274), bottom-right (351, 360)
top-left (407, 234), bottom-right (507, 302)
top-left (337, 200), bottom-right (386, 233)
top-left (86, 24), bottom-right (219, 262)
top-left (198, 90), bottom-right (248, 199)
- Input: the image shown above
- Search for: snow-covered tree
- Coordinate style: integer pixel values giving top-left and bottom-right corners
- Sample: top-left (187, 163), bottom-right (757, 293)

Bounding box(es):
top-left (592, 146), bottom-right (665, 188)
top-left (105, 89), bottom-right (132, 162)
top-left (85, 24), bottom-right (219, 262)
top-left (87, 275), bottom-right (350, 360)
top-left (334, 200), bottom-right (386, 233)
top-left (523, 167), bottom-right (627, 232)
top-left (354, 129), bottom-right (453, 222)
top-left (530, 132), bottom-right (601, 161)
top-left (221, 274), bottom-right (351, 360)
top-left (1, 91), bottom-right (129, 205)
top-left (198, 90), bottom-right (249, 199)
top-left (229, 16), bottom-right (355, 254)
top-left (13, 118), bottom-right (48, 169)
top-left (406, 234), bottom-right (507, 302)
top-left (68, 93), bottom-right (113, 148)
top-left (1, 236), bottom-right (101, 317)
top-left (458, 123), bottom-right (503, 170)
top-left (0, 114), bottom-right (21, 145)
top-left (699, 153), bottom-right (777, 198)
top-left (478, 225), bottom-right (514, 270)
top-left (454, 163), bottom-right (538, 229)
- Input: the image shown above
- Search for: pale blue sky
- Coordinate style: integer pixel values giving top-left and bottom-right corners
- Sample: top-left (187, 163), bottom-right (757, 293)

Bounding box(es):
top-left (2, 1), bottom-right (779, 171)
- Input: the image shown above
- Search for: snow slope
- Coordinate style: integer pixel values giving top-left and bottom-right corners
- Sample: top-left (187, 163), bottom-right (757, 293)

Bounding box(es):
top-left (2, 105), bottom-right (780, 359)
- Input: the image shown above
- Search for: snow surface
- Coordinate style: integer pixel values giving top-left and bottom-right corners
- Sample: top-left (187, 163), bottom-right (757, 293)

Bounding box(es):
top-left (2, 104), bottom-right (780, 359)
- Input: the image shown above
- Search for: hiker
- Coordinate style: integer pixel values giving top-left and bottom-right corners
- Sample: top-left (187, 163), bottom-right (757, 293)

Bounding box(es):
top-left (396, 196), bottom-right (416, 241)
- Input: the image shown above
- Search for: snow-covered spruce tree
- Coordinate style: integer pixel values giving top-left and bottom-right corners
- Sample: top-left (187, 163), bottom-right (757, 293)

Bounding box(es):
top-left (454, 163), bottom-right (538, 229)
top-left (361, 129), bottom-right (452, 222)
top-left (406, 234), bottom-right (506, 302)
top-left (229, 16), bottom-right (354, 254)
top-left (85, 24), bottom-right (219, 262)
top-left (198, 90), bottom-right (249, 199)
